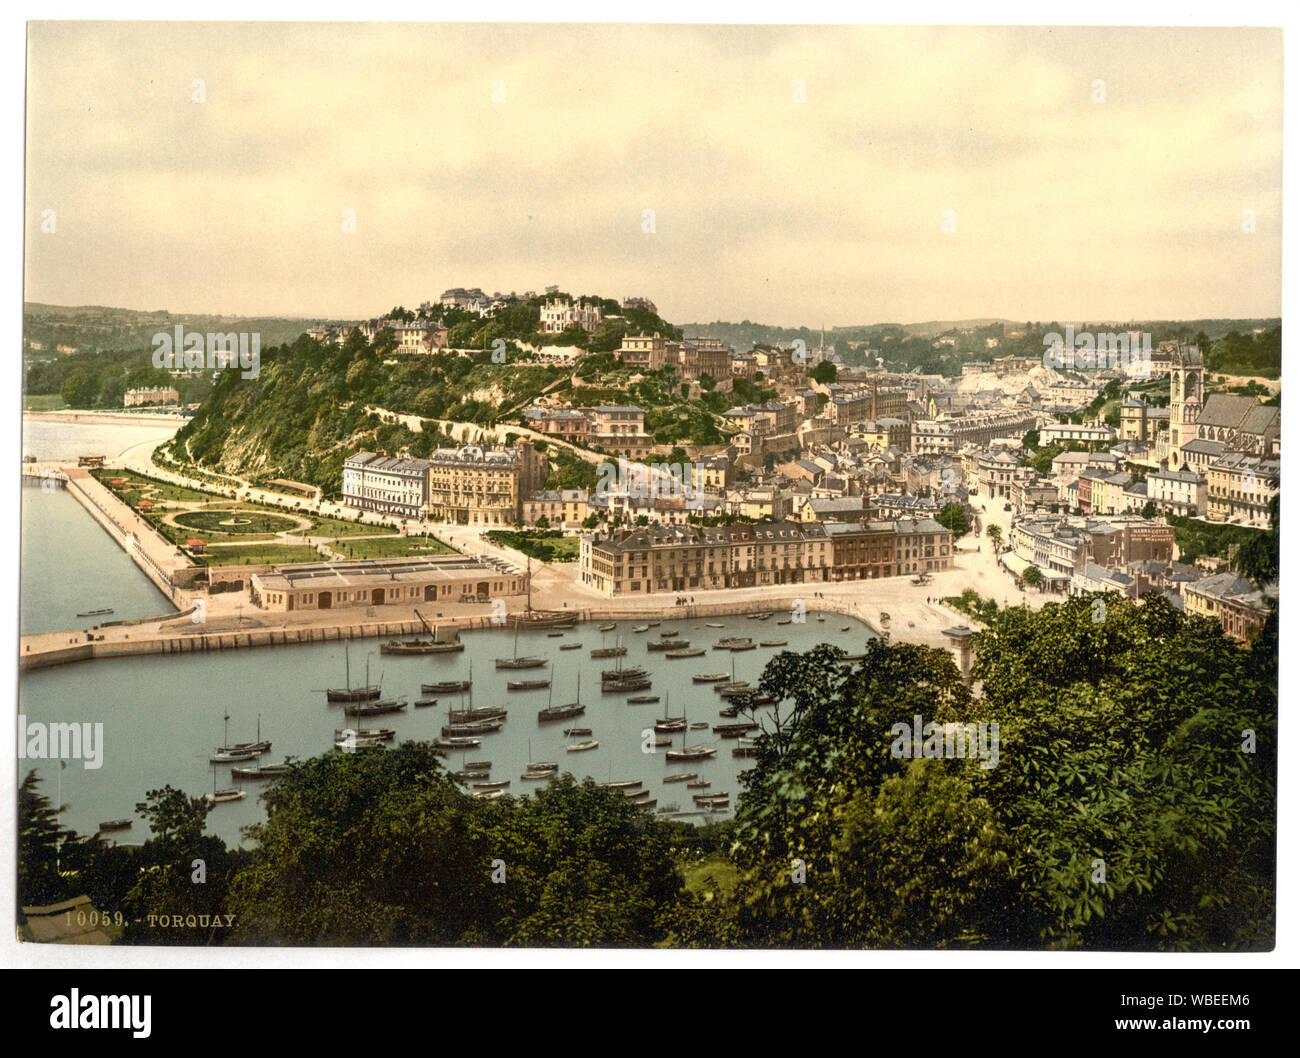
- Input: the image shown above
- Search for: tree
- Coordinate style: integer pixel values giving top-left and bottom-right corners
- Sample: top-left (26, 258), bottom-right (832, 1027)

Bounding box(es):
top-left (582, 513), bottom-right (600, 530)
top-left (810, 361), bottom-right (838, 384)
top-left (225, 746), bottom-right (682, 946)
top-left (936, 502), bottom-right (970, 538)
top-left (18, 770), bottom-right (75, 912)
top-left (1022, 565), bottom-right (1043, 590)
top-left (986, 524), bottom-right (1002, 548)
top-left (1232, 496), bottom-right (1279, 588)
top-left (535, 515), bottom-right (550, 530)
top-left (119, 785), bottom-right (237, 944)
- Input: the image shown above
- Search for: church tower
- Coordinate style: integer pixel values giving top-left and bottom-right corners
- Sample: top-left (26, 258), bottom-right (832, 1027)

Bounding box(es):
top-left (1166, 342), bottom-right (1203, 470)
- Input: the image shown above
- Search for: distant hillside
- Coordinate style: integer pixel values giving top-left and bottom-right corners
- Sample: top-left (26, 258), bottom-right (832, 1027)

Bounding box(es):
top-left (23, 303), bottom-right (318, 357)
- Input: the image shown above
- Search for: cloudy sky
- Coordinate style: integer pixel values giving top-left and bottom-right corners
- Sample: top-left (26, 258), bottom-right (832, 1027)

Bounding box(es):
top-left (25, 23), bottom-right (1282, 327)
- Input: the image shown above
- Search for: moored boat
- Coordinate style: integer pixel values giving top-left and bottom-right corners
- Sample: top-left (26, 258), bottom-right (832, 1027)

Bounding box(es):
top-left (343, 698), bottom-right (407, 718)
top-left (422, 680), bottom-right (470, 695)
top-left (665, 647), bottom-right (705, 658)
top-left (693, 672), bottom-right (729, 682)
top-left (447, 706), bottom-right (507, 722)
top-left (538, 703), bottom-right (584, 722)
top-left (434, 735), bottom-right (481, 750)
top-left (441, 719), bottom-right (505, 737)
top-left (97, 818), bottom-right (131, 831)
top-left (601, 679), bottom-right (650, 693)
top-left (507, 679), bottom-right (551, 691)
top-left (663, 772), bottom-right (698, 783)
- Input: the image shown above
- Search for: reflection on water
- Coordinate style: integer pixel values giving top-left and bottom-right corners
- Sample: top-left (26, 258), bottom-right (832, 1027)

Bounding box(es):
top-left (19, 616), bottom-right (873, 845)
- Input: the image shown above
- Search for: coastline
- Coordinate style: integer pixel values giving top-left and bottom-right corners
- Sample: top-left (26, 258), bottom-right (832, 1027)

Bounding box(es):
top-left (23, 409), bottom-right (192, 428)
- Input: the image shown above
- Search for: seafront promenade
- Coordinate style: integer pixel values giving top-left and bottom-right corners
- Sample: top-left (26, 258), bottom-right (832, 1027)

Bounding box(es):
top-left (20, 440), bottom-right (1042, 673)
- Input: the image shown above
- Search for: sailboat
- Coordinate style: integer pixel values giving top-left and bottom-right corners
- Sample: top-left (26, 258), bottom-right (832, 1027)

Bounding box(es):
top-left (590, 630), bottom-right (627, 659)
top-left (566, 724), bottom-right (599, 753)
top-left (522, 737), bottom-right (558, 779)
top-left (326, 644), bottom-right (381, 702)
top-left (210, 712), bottom-right (260, 763)
top-left (447, 674), bottom-right (507, 723)
top-left (217, 713), bottom-right (271, 755)
top-left (496, 625), bottom-right (546, 670)
top-left (231, 755), bottom-right (298, 780)
top-left (539, 670), bottom-right (585, 722)
top-left (204, 762), bottom-right (246, 804)
top-left (665, 696), bottom-right (716, 763)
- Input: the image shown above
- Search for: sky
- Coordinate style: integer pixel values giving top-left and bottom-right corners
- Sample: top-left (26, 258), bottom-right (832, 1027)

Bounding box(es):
top-left (24, 23), bottom-right (1283, 327)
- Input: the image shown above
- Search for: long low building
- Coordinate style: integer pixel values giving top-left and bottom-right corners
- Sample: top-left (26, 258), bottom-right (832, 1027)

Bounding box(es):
top-left (251, 555), bottom-right (525, 612)
top-left (579, 517), bottom-right (952, 596)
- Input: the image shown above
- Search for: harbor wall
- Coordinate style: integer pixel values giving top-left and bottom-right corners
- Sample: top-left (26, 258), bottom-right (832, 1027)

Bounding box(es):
top-left (19, 599), bottom-right (882, 672)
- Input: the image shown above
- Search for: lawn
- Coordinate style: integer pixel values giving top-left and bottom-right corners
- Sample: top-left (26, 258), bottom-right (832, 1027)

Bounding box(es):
top-left (174, 509), bottom-right (303, 535)
top-left (197, 543), bottom-right (325, 567)
top-left (94, 468), bottom-right (215, 504)
top-left (308, 514), bottom-right (398, 538)
top-left (330, 535), bottom-right (458, 560)
top-left (484, 530), bottom-right (580, 563)
top-left (24, 393), bottom-right (66, 411)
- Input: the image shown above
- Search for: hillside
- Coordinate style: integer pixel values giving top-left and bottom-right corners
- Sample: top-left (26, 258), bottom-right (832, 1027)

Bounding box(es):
top-left (171, 330), bottom-right (572, 492)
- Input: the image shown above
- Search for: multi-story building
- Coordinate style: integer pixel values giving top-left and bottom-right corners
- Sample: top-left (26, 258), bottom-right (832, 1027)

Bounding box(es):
top-left (976, 450), bottom-right (1022, 499)
top-left (1146, 468), bottom-right (1207, 517)
top-left (579, 516), bottom-right (947, 595)
top-left (823, 521), bottom-right (896, 579)
top-left (523, 488), bottom-right (591, 529)
top-left (342, 452), bottom-right (431, 520)
top-left (893, 518), bottom-right (953, 576)
top-left (1185, 572), bottom-right (1275, 642)
top-left (588, 405), bottom-right (652, 456)
top-left (540, 297), bottom-right (603, 335)
top-left (1010, 514), bottom-right (1174, 578)
top-left (619, 332), bottom-right (670, 372)
top-left (1206, 453), bottom-right (1279, 527)
top-left (523, 407), bottom-right (591, 444)
top-left (1119, 396), bottom-right (1170, 443)
top-left (911, 410), bottom-right (1039, 455)
top-left (124, 387), bottom-right (179, 407)
top-left (393, 320), bottom-right (449, 354)
top-left (677, 338), bottom-right (732, 381)
top-left (1068, 562), bottom-right (1139, 599)
top-left (851, 418), bottom-right (910, 452)
top-left (1039, 421), bottom-right (1116, 445)
top-left (439, 287), bottom-right (488, 310)
top-left (424, 441), bottom-right (548, 526)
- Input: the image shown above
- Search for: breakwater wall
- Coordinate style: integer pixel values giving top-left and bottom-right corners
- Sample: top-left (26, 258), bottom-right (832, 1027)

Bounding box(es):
top-left (20, 597), bottom-right (882, 672)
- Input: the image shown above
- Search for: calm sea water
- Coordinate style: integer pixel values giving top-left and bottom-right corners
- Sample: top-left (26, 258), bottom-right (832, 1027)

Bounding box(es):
top-left (20, 483), bottom-right (173, 635)
top-left (17, 421), bottom-right (874, 845)
top-left (19, 616), bottom-right (873, 846)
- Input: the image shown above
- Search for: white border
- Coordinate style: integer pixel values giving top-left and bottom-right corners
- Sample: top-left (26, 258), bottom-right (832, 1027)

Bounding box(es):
top-left (3, 2), bottom-right (1295, 971)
